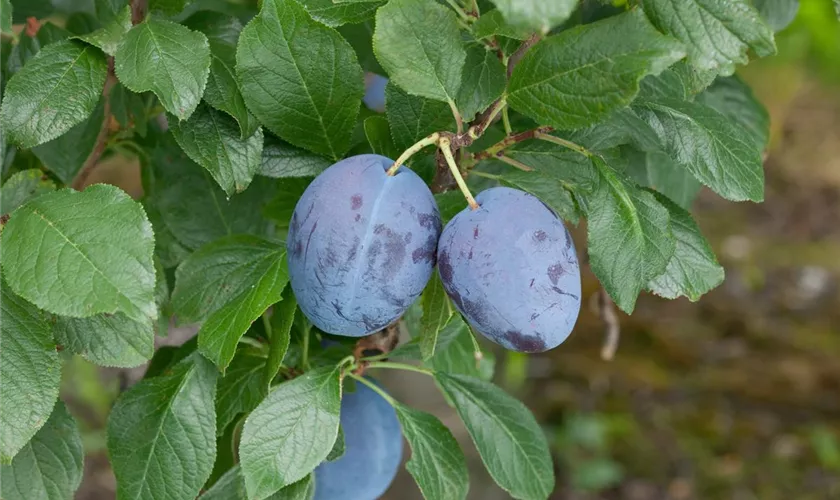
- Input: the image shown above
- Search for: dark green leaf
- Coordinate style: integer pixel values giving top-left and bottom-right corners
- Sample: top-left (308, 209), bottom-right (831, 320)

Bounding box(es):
top-left (373, 0), bottom-right (466, 102)
top-left (0, 284), bottom-right (60, 463)
top-left (436, 373), bottom-right (554, 500)
top-left (696, 75), bottom-right (770, 152)
top-left (420, 272), bottom-right (455, 361)
top-left (586, 156), bottom-right (674, 313)
top-left (753, 0), bottom-right (799, 31)
top-left (75, 4), bottom-right (131, 56)
top-left (240, 365), bottom-right (341, 498)
top-left (0, 403), bottom-right (83, 500)
top-left (296, 0), bottom-right (383, 27)
top-left (5, 23), bottom-right (70, 76)
top-left (435, 191), bottom-right (468, 224)
top-left (143, 201), bottom-right (192, 269)
top-left (107, 353), bottom-right (218, 500)
top-left (624, 148), bottom-right (701, 210)
top-left (260, 134), bottom-right (331, 178)
top-left (364, 115), bottom-right (399, 159)
top-left (496, 168), bottom-right (580, 224)
top-left (95, 0), bottom-right (128, 25)
top-left (456, 46), bottom-right (506, 121)
top-left (171, 103), bottom-right (263, 195)
top-left (508, 9), bottom-right (685, 130)
top-left (53, 313), bottom-right (154, 368)
top-left (640, 0), bottom-right (775, 75)
top-left (395, 403), bottom-right (469, 500)
top-left (115, 19), bottom-right (211, 120)
top-left (472, 9), bottom-right (531, 40)
top-left (149, 0), bottom-right (191, 16)
top-left (338, 21), bottom-right (383, 74)
top-left (563, 108), bottom-right (661, 153)
top-left (385, 82), bottom-right (455, 153)
top-left (1, 0), bottom-right (11, 34)
top-left (488, 0), bottom-right (577, 33)
top-left (264, 177), bottom-right (314, 229)
top-left (264, 286), bottom-right (297, 388)
top-left (0, 41), bottom-right (107, 148)
top-left (634, 98), bottom-right (765, 202)
top-left (201, 466), bottom-right (315, 500)
top-left (0, 185), bottom-right (156, 323)
top-left (647, 192), bottom-right (724, 300)
top-left (66, 13), bottom-right (101, 36)
top-left (428, 316), bottom-right (495, 381)
top-left (216, 349), bottom-right (268, 434)
top-left (325, 426), bottom-right (345, 462)
top-left (236, 0), bottom-right (363, 159)
top-left (0, 169), bottom-right (55, 214)
top-left (31, 98), bottom-right (105, 183)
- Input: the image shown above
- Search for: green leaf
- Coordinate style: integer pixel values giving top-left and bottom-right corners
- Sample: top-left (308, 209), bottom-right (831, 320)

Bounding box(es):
top-left (107, 353), bottom-right (218, 500)
top-left (0, 185), bottom-right (156, 323)
top-left (149, 139), bottom-right (274, 250)
top-left (264, 177), bottom-right (314, 229)
top-left (472, 9), bottom-right (531, 40)
top-left (394, 403), bottom-right (469, 500)
top-left (0, 169), bottom-right (55, 214)
top-left (1, 0), bottom-right (13, 34)
top-left (508, 9), bottom-right (685, 130)
top-left (182, 11), bottom-right (260, 140)
top-left (497, 168), bottom-right (580, 224)
top-left (216, 349), bottom-right (268, 434)
top-left (624, 148), bottom-right (701, 210)
top-left (385, 82), bottom-right (455, 153)
top-left (488, 0), bottom-right (577, 33)
top-left (373, 0), bottom-right (466, 102)
top-left (143, 201), bottom-right (192, 269)
top-left (753, 0), bottom-right (799, 32)
top-left (240, 365), bottom-right (341, 499)
top-left (201, 466), bottom-right (315, 500)
top-left (640, 0), bottom-right (775, 75)
top-left (586, 156), bottom-right (674, 313)
top-left (260, 134), bottom-right (331, 178)
top-left (0, 285), bottom-right (60, 463)
top-left (428, 316), bottom-right (495, 381)
top-left (419, 272), bottom-right (455, 361)
top-left (455, 46), bottom-right (506, 121)
top-left (0, 40), bottom-right (107, 148)
top-left (436, 373), bottom-right (554, 500)
top-left (52, 313), bottom-right (154, 368)
top-left (95, 0), bottom-right (128, 25)
top-left (75, 4), bottom-right (131, 56)
top-left (264, 286), bottom-right (296, 388)
top-left (563, 108), bottom-right (661, 153)
top-left (364, 115), bottom-right (399, 159)
top-left (31, 98), bottom-right (105, 183)
top-left (115, 19), bottom-right (211, 120)
top-left (171, 103), bottom-right (264, 196)
top-left (338, 21), bottom-right (383, 74)
top-left (506, 141), bottom-right (599, 195)
top-left (149, 0), bottom-right (191, 15)
top-left (236, 0), bottom-right (363, 160)
top-left (634, 98), bottom-right (765, 202)
top-left (0, 403), bottom-right (83, 500)
top-left (5, 22), bottom-right (71, 76)
top-left (296, 0), bottom-right (383, 27)
top-left (647, 192), bottom-right (724, 300)
top-left (435, 191), bottom-right (468, 224)
top-left (324, 425), bottom-right (346, 462)
top-left (696, 75), bottom-right (770, 152)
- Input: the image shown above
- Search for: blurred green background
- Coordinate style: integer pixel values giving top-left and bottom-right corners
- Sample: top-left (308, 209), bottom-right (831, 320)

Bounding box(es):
top-left (12, 0), bottom-right (840, 498)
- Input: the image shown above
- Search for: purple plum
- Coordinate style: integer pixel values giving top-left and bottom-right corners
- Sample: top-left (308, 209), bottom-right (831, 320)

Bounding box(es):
top-left (287, 154), bottom-right (441, 336)
top-left (363, 73), bottom-right (388, 113)
top-left (313, 379), bottom-right (403, 500)
top-left (437, 187), bottom-right (581, 352)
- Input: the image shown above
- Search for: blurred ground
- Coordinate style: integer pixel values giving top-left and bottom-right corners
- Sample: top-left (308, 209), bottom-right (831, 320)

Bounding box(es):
top-left (56, 7), bottom-right (840, 500)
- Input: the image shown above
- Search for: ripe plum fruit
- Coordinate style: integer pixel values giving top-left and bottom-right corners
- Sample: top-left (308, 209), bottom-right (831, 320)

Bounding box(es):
top-left (287, 154), bottom-right (441, 336)
top-left (437, 187), bottom-right (581, 352)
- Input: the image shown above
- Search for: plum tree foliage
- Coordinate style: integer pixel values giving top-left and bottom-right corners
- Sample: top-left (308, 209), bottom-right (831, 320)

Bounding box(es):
top-left (0, 0), bottom-right (791, 498)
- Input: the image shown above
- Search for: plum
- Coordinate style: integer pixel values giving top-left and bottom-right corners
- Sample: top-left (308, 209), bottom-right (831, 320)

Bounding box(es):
top-left (287, 154), bottom-right (441, 336)
top-left (313, 379), bottom-right (403, 500)
top-left (363, 73), bottom-right (388, 113)
top-left (437, 187), bottom-right (581, 352)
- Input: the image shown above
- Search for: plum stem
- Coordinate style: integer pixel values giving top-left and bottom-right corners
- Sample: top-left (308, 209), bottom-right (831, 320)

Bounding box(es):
top-left (387, 132), bottom-right (441, 176)
top-left (301, 329), bottom-right (310, 369)
top-left (535, 132), bottom-right (592, 157)
top-left (349, 374), bottom-right (399, 406)
top-left (366, 361), bottom-right (434, 376)
top-left (439, 137), bottom-right (480, 210)
top-left (448, 99), bottom-right (464, 135)
top-left (502, 107), bottom-right (512, 136)
top-left (466, 327), bottom-right (484, 364)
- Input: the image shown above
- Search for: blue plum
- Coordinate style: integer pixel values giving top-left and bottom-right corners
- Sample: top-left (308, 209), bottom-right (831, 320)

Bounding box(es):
top-left (287, 154), bottom-right (441, 336)
top-left (314, 380), bottom-right (403, 500)
top-left (363, 73), bottom-right (388, 113)
top-left (437, 187), bottom-right (581, 352)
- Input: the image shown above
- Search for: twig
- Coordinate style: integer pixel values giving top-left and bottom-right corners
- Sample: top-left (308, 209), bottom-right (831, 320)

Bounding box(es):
top-left (507, 33), bottom-right (542, 78)
top-left (130, 0), bottom-right (148, 25)
top-left (472, 125), bottom-right (554, 161)
top-left (468, 98), bottom-right (506, 139)
top-left (497, 155), bottom-right (533, 172)
top-left (535, 131), bottom-right (592, 157)
top-left (352, 324), bottom-right (400, 376)
top-left (598, 287), bottom-right (620, 360)
top-left (71, 58), bottom-right (117, 191)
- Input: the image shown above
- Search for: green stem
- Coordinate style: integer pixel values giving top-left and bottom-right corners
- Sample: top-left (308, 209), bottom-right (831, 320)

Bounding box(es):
top-left (366, 361), bottom-right (435, 376)
top-left (535, 132), bottom-right (592, 157)
top-left (448, 99), bottom-right (464, 135)
top-left (469, 170), bottom-right (502, 180)
top-left (443, 0), bottom-right (471, 22)
top-left (349, 374), bottom-right (398, 406)
top-left (502, 107), bottom-right (513, 136)
top-left (387, 133), bottom-right (441, 176)
top-left (238, 336), bottom-right (264, 349)
top-left (262, 311), bottom-right (273, 341)
top-left (301, 329), bottom-right (310, 369)
top-left (439, 137), bottom-right (479, 210)
top-left (498, 155), bottom-right (533, 172)
top-left (466, 327), bottom-right (483, 362)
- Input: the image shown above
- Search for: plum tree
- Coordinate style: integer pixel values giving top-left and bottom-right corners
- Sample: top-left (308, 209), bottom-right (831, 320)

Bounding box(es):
top-left (437, 187), bottom-right (582, 353)
top-left (363, 73), bottom-right (388, 113)
top-left (287, 154), bottom-right (442, 336)
top-left (313, 379), bottom-right (403, 500)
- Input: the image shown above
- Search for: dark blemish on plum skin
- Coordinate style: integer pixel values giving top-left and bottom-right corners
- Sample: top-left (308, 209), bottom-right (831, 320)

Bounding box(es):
top-left (503, 330), bottom-right (547, 353)
top-left (438, 250), bottom-right (453, 283)
top-left (530, 278), bottom-right (535, 288)
top-left (370, 225), bottom-right (407, 280)
top-left (417, 213), bottom-right (437, 230)
top-left (547, 263), bottom-right (565, 285)
top-left (552, 286), bottom-right (579, 300)
top-left (351, 194), bottom-right (363, 210)
top-left (354, 213), bottom-right (361, 222)
top-left (473, 226), bottom-right (480, 239)
top-left (293, 240), bottom-right (303, 258)
top-left (303, 221), bottom-right (318, 264)
top-left (411, 235), bottom-right (437, 264)
top-left (534, 230), bottom-right (547, 242)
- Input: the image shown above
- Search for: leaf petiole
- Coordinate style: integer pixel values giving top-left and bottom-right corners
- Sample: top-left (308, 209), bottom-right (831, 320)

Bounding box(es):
top-left (439, 137), bottom-right (479, 210)
top-left (387, 132), bottom-right (441, 176)
top-left (348, 373), bottom-right (398, 406)
top-left (366, 361), bottom-right (435, 376)
top-left (534, 132), bottom-right (592, 157)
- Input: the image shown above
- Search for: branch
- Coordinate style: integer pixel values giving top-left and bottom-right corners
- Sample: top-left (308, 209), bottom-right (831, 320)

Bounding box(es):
top-left (71, 58), bottom-right (117, 191)
top-left (472, 126), bottom-right (554, 161)
top-left (507, 33), bottom-right (542, 78)
top-left (598, 287), bottom-right (620, 360)
top-left (130, 0), bottom-right (148, 25)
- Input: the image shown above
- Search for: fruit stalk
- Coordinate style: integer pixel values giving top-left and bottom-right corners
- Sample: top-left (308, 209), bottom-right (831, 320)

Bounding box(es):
top-left (387, 132), bottom-right (441, 176)
top-left (439, 137), bottom-right (479, 210)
